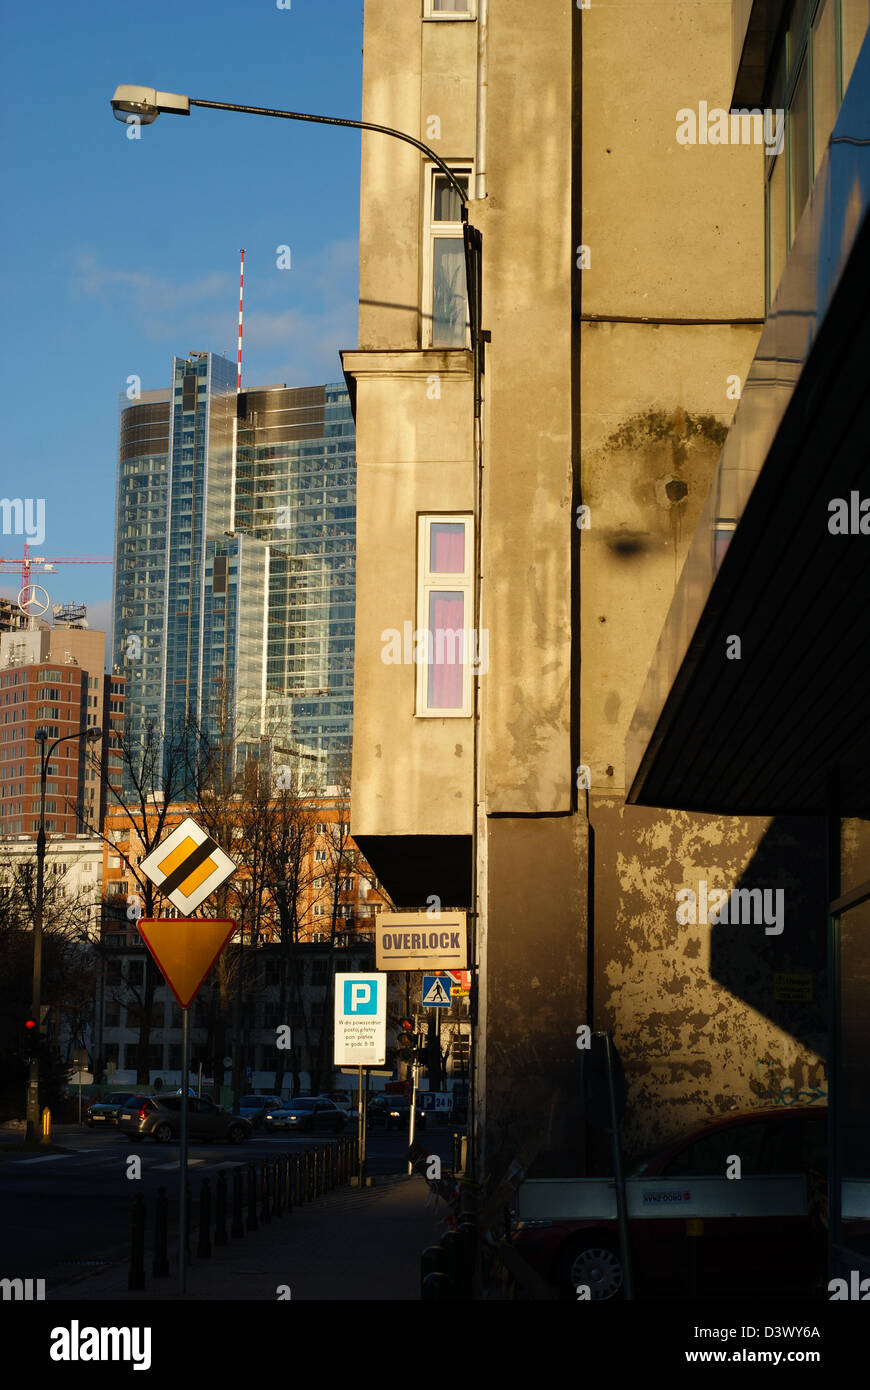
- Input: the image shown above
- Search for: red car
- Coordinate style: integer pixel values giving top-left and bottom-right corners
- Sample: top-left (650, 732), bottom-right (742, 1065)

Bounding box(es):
top-left (513, 1105), bottom-right (828, 1299)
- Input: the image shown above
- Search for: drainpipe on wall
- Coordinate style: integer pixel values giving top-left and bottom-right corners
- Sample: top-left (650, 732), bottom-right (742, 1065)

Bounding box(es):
top-left (468, 0), bottom-right (489, 1199)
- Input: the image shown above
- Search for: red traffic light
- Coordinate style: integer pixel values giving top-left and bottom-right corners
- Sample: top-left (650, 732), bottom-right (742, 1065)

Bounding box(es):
top-left (24, 1019), bottom-right (36, 1031)
top-left (400, 1018), bottom-right (414, 1032)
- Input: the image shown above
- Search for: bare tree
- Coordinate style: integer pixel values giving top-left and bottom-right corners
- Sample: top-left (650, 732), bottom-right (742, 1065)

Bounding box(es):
top-left (77, 718), bottom-right (190, 1085)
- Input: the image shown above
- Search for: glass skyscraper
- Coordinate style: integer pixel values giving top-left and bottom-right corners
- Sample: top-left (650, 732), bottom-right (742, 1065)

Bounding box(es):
top-left (113, 354), bottom-right (355, 789)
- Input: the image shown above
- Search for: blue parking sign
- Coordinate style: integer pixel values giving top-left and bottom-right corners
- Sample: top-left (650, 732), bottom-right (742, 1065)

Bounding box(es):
top-left (343, 978), bottom-right (378, 1014)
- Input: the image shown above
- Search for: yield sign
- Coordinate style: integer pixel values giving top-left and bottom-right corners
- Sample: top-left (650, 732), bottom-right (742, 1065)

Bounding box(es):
top-left (139, 816), bottom-right (236, 914)
top-left (138, 918), bottom-right (236, 1008)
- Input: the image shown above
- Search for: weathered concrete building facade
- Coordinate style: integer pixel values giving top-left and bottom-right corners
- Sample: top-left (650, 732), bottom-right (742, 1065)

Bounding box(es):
top-left (344, 0), bottom-right (863, 1187)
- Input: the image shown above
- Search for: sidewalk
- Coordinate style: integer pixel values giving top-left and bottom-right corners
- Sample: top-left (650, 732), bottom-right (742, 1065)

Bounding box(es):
top-left (49, 1174), bottom-right (449, 1301)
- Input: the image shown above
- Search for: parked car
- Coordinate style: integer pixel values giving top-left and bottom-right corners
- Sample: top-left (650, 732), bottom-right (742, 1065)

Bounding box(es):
top-left (237, 1094), bottom-right (283, 1128)
top-left (84, 1092), bottom-right (139, 1128)
top-left (117, 1096), bottom-right (251, 1144)
top-left (262, 1097), bottom-right (346, 1133)
top-left (512, 1105), bottom-right (828, 1299)
top-left (367, 1095), bottom-right (427, 1131)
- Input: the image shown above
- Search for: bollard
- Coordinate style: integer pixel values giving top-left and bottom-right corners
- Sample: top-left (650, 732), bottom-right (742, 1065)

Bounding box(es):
top-left (295, 1151), bottom-right (304, 1205)
top-left (185, 1181), bottom-right (193, 1261)
top-left (152, 1187), bottom-right (169, 1278)
top-left (214, 1172), bottom-right (228, 1246)
top-left (312, 1146), bottom-right (319, 1198)
top-left (261, 1159), bottom-right (271, 1224)
top-left (284, 1153), bottom-right (293, 1213)
top-left (440, 1230), bottom-right (464, 1292)
top-left (41, 1106), bottom-right (52, 1146)
top-left (421, 1245), bottom-right (449, 1299)
top-left (197, 1178), bottom-right (212, 1258)
top-left (128, 1193), bottom-right (146, 1291)
top-left (455, 1221), bottom-right (477, 1295)
top-left (452, 1131), bottom-right (460, 1175)
top-left (246, 1162), bottom-right (259, 1232)
top-left (273, 1156), bottom-right (283, 1218)
top-left (231, 1166), bottom-right (245, 1238)
top-left (305, 1148), bottom-right (312, 1202)
top-left (422, 1270), bottom-right (459, 1299)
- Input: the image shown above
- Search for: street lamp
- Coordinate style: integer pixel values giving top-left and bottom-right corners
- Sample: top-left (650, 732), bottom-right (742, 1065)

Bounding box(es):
top-left (109, 80), bottom-right (489, 1172)
top-left (25, 724), bottom-right (102, 1142)
top-left (109, 85), bottom-right (487, 414)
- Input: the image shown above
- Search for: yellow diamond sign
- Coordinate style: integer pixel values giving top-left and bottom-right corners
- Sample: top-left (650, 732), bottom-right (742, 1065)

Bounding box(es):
top-left (139, 816), bottom-right (236, 914)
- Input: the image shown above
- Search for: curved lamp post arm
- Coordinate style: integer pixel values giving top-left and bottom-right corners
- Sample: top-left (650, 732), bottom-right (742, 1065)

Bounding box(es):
top-left (188, 98), bottom-right (470, 211)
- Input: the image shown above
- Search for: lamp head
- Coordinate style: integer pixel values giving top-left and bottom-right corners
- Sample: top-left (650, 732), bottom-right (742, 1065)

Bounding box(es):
top-left (86, 727), bottom-right (103, 743)
top-left (110, 85), bottom-right (190, 125)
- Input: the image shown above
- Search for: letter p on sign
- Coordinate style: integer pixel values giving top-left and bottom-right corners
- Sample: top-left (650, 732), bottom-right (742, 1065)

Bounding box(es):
top-left (344, 980), bottom-right (377, 1014)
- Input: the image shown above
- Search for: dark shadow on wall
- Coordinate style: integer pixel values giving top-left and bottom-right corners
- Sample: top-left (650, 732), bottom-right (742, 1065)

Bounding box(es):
top-left (708, 815), bottom-right (828, 1092)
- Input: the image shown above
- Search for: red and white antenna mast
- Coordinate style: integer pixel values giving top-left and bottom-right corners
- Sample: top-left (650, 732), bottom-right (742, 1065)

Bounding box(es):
top-left (229, 249), bottom-right (246, 530)
top-left (237, 248), bottom-right (245, 393)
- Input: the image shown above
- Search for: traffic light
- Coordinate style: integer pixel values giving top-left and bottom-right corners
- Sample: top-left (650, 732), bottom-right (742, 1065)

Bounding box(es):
top-left (21, 1017), bottom-right (38, 1062)
top-left (397, 1018), bottom-right (419, 1060)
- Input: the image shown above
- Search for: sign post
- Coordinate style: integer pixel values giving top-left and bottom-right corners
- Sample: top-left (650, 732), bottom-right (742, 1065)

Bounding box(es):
top-left (334, 974), bottom-right (386, 1189)
top-left (180, 1005), bottom-right (190, 1289)
top-left (138, 816), bottom-right (237, 1295)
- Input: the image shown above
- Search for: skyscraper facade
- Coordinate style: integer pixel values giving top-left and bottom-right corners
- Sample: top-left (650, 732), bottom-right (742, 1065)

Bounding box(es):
top-left (113, 356), bottom-right (355, 787)
top-left (235, 382), bottom-right (356, 781)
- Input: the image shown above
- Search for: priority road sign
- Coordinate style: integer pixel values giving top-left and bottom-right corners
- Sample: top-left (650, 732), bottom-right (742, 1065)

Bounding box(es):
top-left (422, 975), bottom-right (451, 1006)
top-left (138, 918), bottom-right (236, 1009)
top-left (139, 816), bottom-right (236, 915)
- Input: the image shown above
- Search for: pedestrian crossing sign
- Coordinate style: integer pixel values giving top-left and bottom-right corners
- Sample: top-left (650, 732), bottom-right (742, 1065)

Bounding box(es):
top-left (422, 974), bottom-right (452, 1006)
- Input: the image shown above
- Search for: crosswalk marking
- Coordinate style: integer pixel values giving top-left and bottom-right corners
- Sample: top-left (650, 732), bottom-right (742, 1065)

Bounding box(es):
top-left (16, 1153), bottom-right (69, 1164)
top-left (153, 1158), bottom-right (206, 1170)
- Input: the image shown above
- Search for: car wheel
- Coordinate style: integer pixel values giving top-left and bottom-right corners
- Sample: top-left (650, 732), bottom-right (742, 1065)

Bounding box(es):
top-left (154, 1123), bottom-right (173, 1145)
top-left (560, 1238), bottom-right (624, 1301)
top-left (227, 1124), bottom-right (248, 1144)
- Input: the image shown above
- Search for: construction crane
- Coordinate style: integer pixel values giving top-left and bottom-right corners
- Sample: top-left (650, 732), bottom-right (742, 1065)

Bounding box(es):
top-left (0, 541), bottom-right (113, 593)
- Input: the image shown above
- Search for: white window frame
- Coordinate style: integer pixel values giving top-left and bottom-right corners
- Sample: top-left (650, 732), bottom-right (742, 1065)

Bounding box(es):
top-left (416, 514), bottom-right (474, 718)
top-left (424, 0), bottom-right (477, 18)
top-left (422, 162), bottom-right (473, 349)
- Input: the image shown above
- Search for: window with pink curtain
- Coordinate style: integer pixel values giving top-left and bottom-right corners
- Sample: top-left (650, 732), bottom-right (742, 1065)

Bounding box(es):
top-left (428, 591), bottom-right (464, 709)
top-left (430, 522), bottom-right (465, 573)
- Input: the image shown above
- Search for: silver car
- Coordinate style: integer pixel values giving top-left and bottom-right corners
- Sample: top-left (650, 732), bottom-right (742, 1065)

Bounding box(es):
top-left (117, 1095), bottom-right (251, 1144)
top-left (263, 1096), bottom-right (346, 1133)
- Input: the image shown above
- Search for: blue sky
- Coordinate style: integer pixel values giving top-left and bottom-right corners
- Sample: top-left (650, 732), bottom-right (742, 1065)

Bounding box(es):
top-left (0, 0), bottom-right (364, 629)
